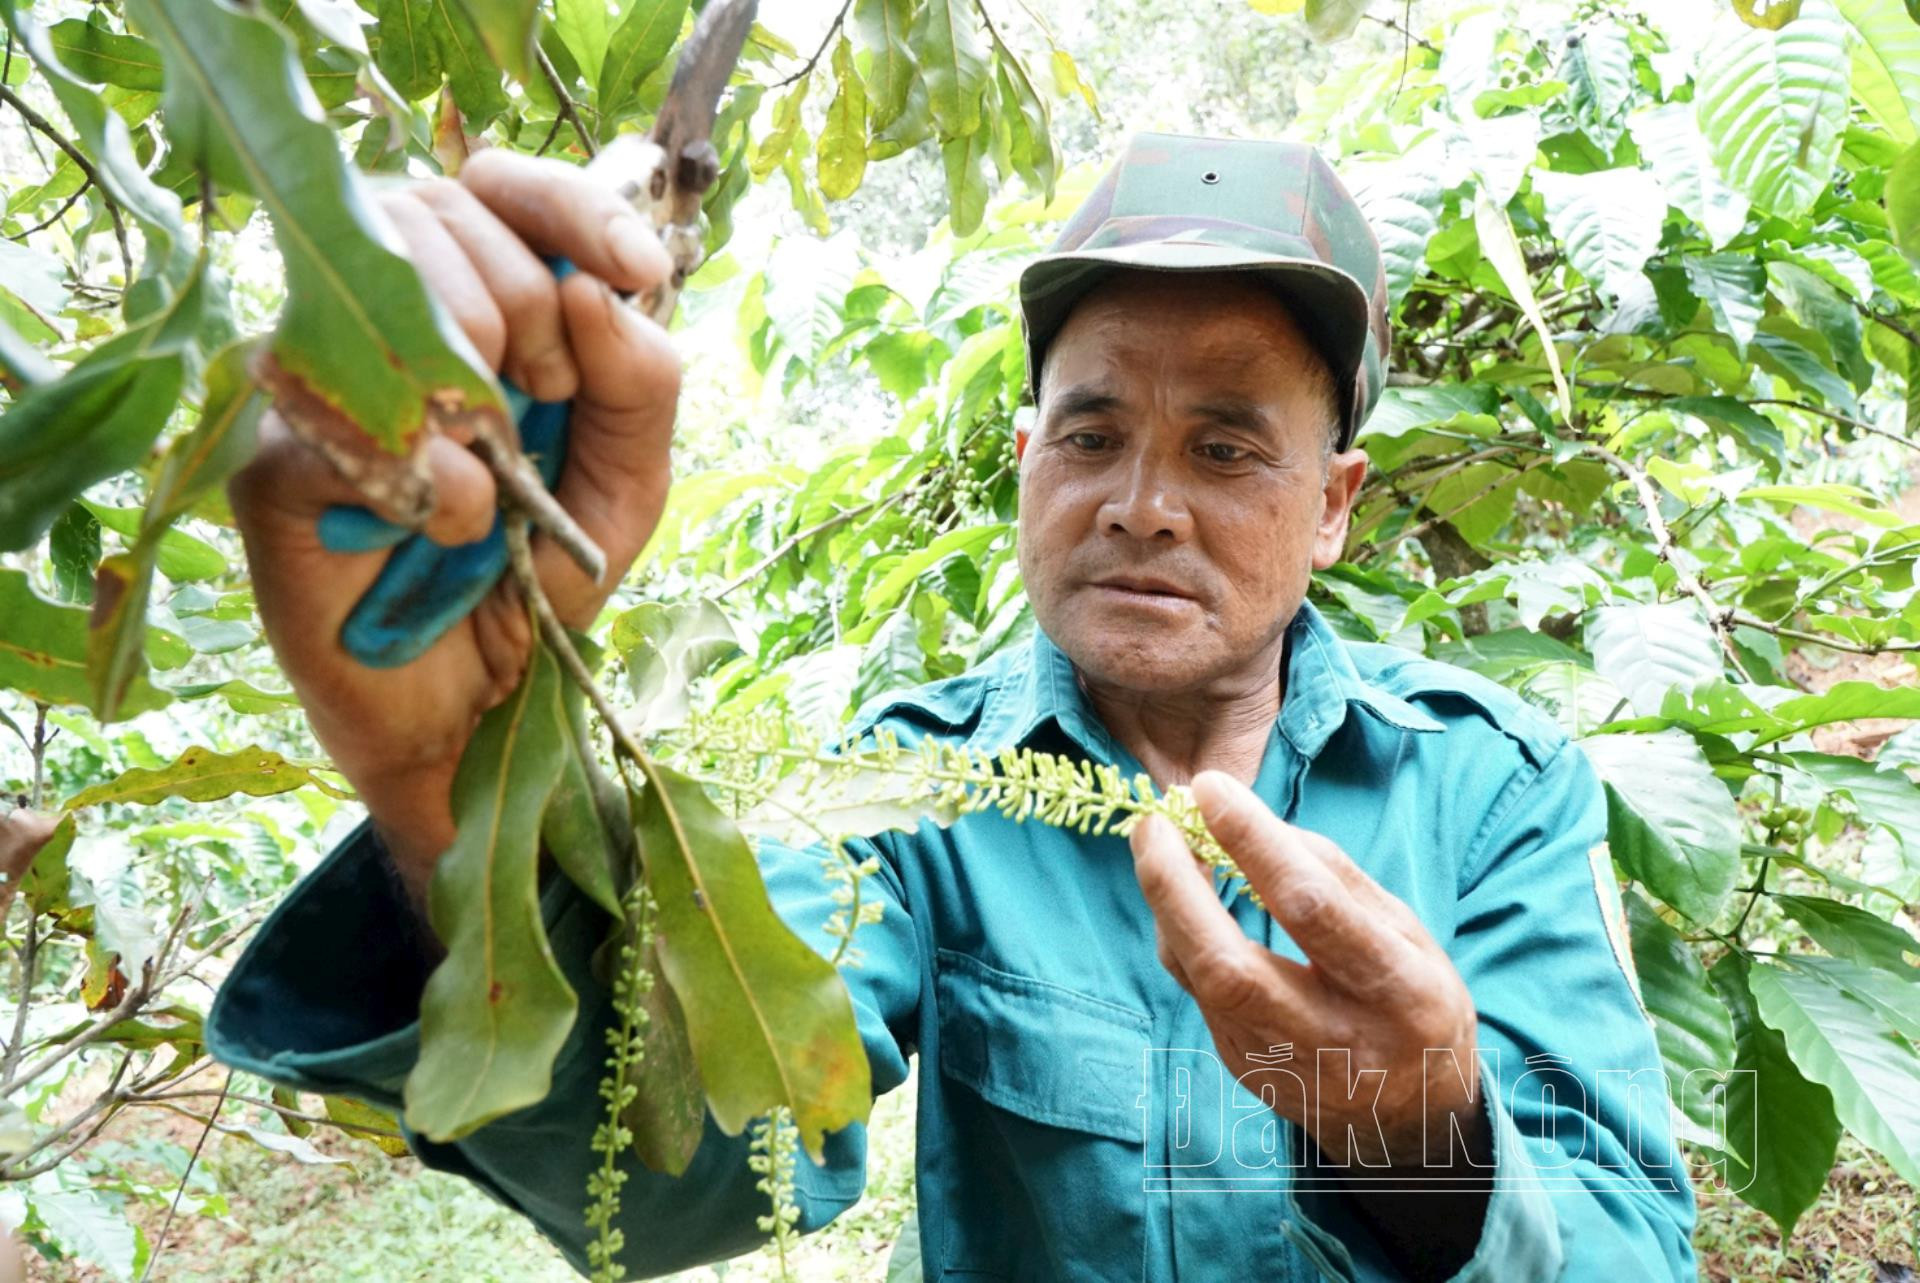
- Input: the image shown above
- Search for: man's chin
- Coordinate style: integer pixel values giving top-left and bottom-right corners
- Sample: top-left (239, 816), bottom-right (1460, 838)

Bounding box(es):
top-left (1048, 619), bottom-right (1222, 694)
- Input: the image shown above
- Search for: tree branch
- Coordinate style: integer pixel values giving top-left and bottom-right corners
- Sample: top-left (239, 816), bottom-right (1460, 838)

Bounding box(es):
top-left (1744, 397), bottom-right (1918, 456)
top-left (6, 178), bottom-right (91, 240)
top-left (503, 513), bottom-right (648, 772)
top-left (1351, 454), bottom-right (1557, 560)
top-left (1582, 442), bottom-right (1754, 681)
top-left (0, 1052), bottom-right (133, 1181)
top-left (1852, 300), bottom-right (1920, 349)
top-left (474, 435), bottom-right (606, 585)
top-left (0, 83), bottom-right (132, 282)
top-left (29, 702), bottom-right (46, 809)
top-left (137, 1073), bottom-right (229, 1283)
top-left (1363, 11), bottom-right (1438, 53)
top-left (714, 494), bottom-right (895, 599)
top-left (2, 913), bottom-right (38, 1084)
top-left (132, 1087), bottom-right (402, 1138)
top-left (773, 0), bottom-right (854, 88)
top-left (1730, 614), bottom-right (1920, 656)
top-left (1789, 538), bottom-right (1920, 616)
top-left (0, 889), bottom-right (199, 1101)
top-left (536, 43), bottom-right (598, 158)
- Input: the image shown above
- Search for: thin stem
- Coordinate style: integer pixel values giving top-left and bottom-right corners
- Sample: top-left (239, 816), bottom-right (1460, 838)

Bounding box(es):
top-left (1789, 538), bottom-right (1920, 615)
top-left (1731, 854), bottom-right (1771, 944)
top-left (0, 892), bottom-right (199, 1100)
top-left (0, 962), bottom-right (149, 1099)
top-left (714, 496), bottom-right (888, 599)
top-left (537, 44), bottom-right (598, 158)
top-left (534, 108), bottom-right (567, 159)
top-left (475, 435), bottom-right (607, 586)
top-left (773, 0), bottom-right (854, 88)
top-left (1744, 398), bottom-right (1917, 455)
top-left (139, 1073), bottom-right (230, 1283)
top-left (6, 179), bottom-right (90, 240)
top-left (503, 514), bottom-right (648, 771)
top-left (2, 914), bottom-right (39, 1083)
top-left (132, 1088), bottom-right (403, 1138)
top-left (973, 0), bottom-right (1009, 53)
top-left (1358, 455), bottom-right (1557, 559)
top-left (1362, 11), bottom-right (1438, 52)
top-left (1731, 614), bottom-right (1920, 655)
top-left (1582, 442), bottom-right (1753, 682)
top-left (0, 84), bottom-right (132, 282)
top-left (1668, 494), bottom-right (1726, 541)
top-left (0, 705), bottom-right (29, 752)
top-left (29, 702), bottom-right (47, 809)
top-left (0, 1052), bottom-right (133, 1181)
top-left (1852, 300), bottom-right (1920, 348)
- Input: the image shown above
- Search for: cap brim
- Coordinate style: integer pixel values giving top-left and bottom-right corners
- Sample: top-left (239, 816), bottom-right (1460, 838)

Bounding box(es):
top-left (1018, 243), bottom-right (1374, 449)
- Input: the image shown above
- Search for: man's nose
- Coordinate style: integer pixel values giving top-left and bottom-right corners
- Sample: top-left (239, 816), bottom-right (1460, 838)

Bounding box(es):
top-left (1097, 455), bottom-right (1193, 542)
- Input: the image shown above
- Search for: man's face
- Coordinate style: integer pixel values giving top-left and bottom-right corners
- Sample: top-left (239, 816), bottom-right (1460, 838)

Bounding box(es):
top-left (1015, 271), bottom-right (1368, 696)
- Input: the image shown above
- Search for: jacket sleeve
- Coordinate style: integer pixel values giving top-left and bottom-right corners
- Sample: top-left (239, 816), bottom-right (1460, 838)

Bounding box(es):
top-left (1286, 739), bottom-right (1698, 1283)
top-left (206, 819), bottom-right (919, 1278)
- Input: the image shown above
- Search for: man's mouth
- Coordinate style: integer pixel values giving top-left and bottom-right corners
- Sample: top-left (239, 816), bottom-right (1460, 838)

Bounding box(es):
top-left (1088, 576), bottom-right (1198, 604)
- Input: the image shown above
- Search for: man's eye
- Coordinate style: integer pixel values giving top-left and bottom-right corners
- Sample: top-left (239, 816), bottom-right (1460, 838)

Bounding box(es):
top-left (1067, 431), bottom-right (1112, 452)
top-left (1201, 442), bottom-right (1250, 464)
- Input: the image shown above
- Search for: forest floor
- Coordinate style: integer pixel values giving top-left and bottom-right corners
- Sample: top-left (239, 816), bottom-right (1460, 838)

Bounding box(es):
top-left (27, 1067), bottom-right (919, 1282)
top-left (24, 1097), bottom-right (1916, 1281)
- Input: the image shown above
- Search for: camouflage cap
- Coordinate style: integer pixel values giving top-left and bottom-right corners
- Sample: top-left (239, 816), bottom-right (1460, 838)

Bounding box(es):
top-left (1019, 132), bottom-right (1391, 451)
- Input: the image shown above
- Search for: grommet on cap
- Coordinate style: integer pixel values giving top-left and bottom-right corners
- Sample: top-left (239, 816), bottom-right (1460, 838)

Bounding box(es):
top-left (1201, 170), bottom-right (1221, 184)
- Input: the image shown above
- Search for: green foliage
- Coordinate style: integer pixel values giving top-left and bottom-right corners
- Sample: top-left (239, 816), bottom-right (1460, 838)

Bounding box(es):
top-left (60, 744), bottom-right (346, 809)
top-left (6, 0), bottom-right (1920, 1274)
top-left (1712, 952), bottom-right (1846, 1234)
top-left (630, 759), bottom-right (869, 1163)
top-left (409, 639), bottom-right (579, 1141)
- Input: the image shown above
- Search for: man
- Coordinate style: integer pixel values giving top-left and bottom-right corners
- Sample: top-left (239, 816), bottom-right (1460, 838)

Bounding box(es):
top-left (208, 134), bottom-right (1698, 1280)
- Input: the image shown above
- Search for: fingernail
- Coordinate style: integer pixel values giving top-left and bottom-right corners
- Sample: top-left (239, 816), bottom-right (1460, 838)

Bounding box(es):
top-left (607, 214), bottom-right (662, 285)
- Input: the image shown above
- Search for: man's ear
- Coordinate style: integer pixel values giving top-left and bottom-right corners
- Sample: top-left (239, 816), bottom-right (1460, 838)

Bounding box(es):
top-left (1015, 424), bottom-right (1031, 462)
top-left (1312, 447), bottom-right (1369, 569)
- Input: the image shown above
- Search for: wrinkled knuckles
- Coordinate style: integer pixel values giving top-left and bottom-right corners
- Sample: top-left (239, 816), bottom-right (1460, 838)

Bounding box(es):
top-left (1190, 949), bottom-right (1264, 1014)
top-left (1279, 883), bottom-right (1336, 924)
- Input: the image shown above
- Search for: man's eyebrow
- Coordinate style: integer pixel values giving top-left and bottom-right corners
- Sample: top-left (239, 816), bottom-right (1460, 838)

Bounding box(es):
top-left (1188, 398), bottom-right (1275, 436)
top-left (1044, 385), bottom-right (1125, 419)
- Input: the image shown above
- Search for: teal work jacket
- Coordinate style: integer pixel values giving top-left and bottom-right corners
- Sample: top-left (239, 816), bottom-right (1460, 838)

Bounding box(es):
top-left (206, 601), bottom-right (1698, 1281)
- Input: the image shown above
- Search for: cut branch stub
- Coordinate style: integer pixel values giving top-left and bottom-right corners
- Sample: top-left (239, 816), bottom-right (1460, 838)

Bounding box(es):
top-left (249, 350), bottom-right (511, 531)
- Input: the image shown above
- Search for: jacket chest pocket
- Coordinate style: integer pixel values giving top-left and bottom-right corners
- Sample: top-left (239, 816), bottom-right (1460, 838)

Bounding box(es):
top-left (929, 948), bottom-right (1150, 1282)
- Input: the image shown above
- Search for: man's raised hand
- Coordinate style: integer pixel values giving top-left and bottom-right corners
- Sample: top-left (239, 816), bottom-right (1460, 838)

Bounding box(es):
top-left (1130, 770), bottom-right (1484, 1168)
top-left (230, 151), bottom-right (682, 904)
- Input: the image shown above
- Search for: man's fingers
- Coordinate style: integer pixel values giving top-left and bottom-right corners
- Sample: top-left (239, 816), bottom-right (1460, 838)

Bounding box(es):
top-left (419, 435), bottom-right (499, 548)
top-left (1132, 814), bottom-right (1297, 1016)
top-left (458, 150), bottom-right (672, 296)
top-left (414, 181), bottom-right (578, 404)
top-left (1189, 771), bottom-right (1414, 991)
top-left (380, 192), bottom-right (506, 372)
top-left (533, 273), bottom-right (680, 624)
top-left (234, 413), bottom-right (495, 558)
top-left (1301, 829), bottom-right (1432, 945)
